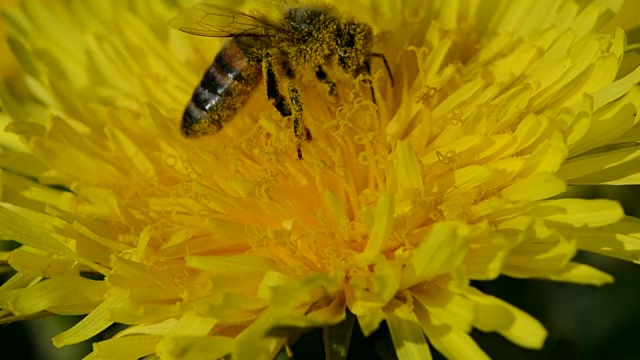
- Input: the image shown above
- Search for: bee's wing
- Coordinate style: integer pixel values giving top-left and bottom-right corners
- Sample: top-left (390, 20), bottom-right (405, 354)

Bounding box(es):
top-left (169, 2), bottom-right (291, 38)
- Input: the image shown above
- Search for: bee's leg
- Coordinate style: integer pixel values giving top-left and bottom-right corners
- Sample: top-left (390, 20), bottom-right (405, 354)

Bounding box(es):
top-left (281, 62), bottom-right (311, 159)
top-left (265, 55), bottom-right (292, 119)
top-left (363, 60), bottom-right (376, 105)
top-left (371, 52), bottom-right (395, 87)
top-left (315, 66), bottom-right (337, 97)
top-left (264, 56), bottom-right (309, 159)
top-left (287, 85), bottom-right (309, 159)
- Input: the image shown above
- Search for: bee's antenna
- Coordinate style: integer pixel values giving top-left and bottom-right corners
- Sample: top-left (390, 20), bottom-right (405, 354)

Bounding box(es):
top-left (371, 53), bottom-right (394, 87)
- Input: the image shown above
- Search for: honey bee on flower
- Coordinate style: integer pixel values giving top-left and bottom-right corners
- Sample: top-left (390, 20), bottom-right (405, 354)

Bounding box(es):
top-left (170, 2), bottom-right (393, 159)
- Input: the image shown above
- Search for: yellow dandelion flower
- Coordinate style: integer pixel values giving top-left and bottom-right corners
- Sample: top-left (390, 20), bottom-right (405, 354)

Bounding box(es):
top-left (1, 0), bottom-right (640, 359)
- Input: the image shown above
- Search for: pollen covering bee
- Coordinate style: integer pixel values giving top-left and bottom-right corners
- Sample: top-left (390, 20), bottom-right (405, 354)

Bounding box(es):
top-left (171, 1), bottom-right (393, 159)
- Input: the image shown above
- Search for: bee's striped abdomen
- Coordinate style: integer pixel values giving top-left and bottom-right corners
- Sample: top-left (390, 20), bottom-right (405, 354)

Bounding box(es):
top-left (182, 39), bottom-right (262, 137)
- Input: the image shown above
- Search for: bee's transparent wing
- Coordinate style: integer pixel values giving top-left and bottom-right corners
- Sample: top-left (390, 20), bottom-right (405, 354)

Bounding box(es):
top-left (169, 2), bottom-right (290, 38)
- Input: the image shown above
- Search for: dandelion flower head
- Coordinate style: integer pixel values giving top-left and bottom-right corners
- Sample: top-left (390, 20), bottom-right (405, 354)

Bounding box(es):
top-left (1, 0), bottom-right (640, 359)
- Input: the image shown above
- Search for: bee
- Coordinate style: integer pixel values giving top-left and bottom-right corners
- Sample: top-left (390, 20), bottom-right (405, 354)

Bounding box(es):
top-left (171, 2), bottom-right (393, 159)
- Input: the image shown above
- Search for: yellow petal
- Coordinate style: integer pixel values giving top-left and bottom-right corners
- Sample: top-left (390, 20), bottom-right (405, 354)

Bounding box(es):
top-left (568, 85), bottom-right (640, 156)
top-left (89, 335), bottom-right (161, 360)
top-left (156, 335), bottom-right (234, 360)
top-left (412, 281), bottom-right (475, 332)
top-left (559, 216), bottom-right (640, 263)
top-left (415, 303), bottom-right (489, 360)
top-left (386, 303), bottom-right (433, 360)
top-left (469, 288), bottom-right (547, 349)
top-left (532, 198), bottom-right (624, 227)
top-left (0, 275), bottom-right (105, 316)
top-left (363, 193), bottom-right (394, 255)
top-left (558, 144), bottom-right (640, 185)
top-left (401, 222), bottom-right (468, 288)
top-left (395, 141), bottom-right (424, 191)
top-left (53, 290), bottom-right (128, 347)
top-left (0, 205), bottom-right (108, 274)
top-left (8, 247), bottom-right (75, 277)
top-left (501, 173), bottom-right (566, 201)
top-left (537, 262), bottom-right (614, 285)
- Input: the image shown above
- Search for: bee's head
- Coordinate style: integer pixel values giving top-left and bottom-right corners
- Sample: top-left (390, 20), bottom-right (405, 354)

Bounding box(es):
top-left (337, 20), bottom-right (373, 77)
